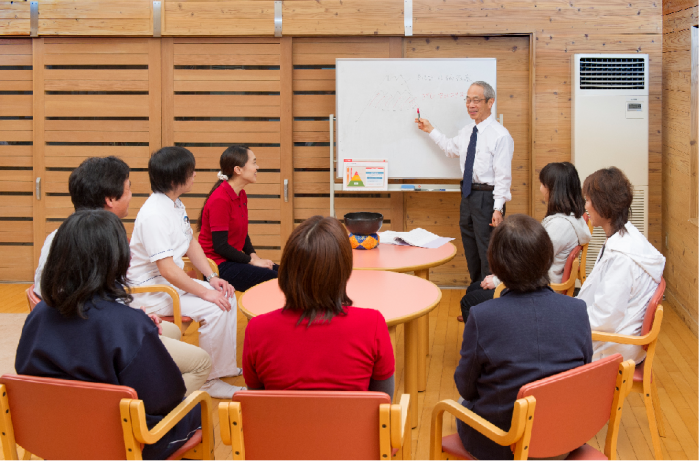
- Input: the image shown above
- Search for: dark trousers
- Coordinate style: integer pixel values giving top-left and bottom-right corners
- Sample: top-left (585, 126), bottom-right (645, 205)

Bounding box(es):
top-left (218, 261), bottom-right (279, 292)
top-left (459, 189), bottom-right (498, 284)
top-left (460, 282), bottom-right (496, 321)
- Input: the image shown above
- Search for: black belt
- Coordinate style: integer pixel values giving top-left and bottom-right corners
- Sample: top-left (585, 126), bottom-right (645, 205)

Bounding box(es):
top-left (460, 181), bottom-right (494, 192)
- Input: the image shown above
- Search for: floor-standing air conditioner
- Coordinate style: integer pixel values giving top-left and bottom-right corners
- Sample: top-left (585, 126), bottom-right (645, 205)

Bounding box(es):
top-left (572, 54), bottom-right (649, 277)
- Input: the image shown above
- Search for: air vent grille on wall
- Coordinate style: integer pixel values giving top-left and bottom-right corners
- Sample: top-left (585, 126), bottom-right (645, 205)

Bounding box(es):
top-left (579, 57), bottom-right (645, 90)
top-left (585, 188), bottom-right (647, 277)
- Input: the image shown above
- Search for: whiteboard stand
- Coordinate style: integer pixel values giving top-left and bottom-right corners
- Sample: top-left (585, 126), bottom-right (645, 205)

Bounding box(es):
top-left (329, 114), bottom-right (464, 218)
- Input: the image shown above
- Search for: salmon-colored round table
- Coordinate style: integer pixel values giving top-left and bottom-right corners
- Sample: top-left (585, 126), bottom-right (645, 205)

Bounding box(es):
top-left (239, 270), bottom-right (442, 428)
top-left (353, 242), bottom-right (457, 394)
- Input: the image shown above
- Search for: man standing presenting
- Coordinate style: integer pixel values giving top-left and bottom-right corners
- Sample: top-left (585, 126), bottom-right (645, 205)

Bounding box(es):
top-left (416, 81), bottom-right (513, 310)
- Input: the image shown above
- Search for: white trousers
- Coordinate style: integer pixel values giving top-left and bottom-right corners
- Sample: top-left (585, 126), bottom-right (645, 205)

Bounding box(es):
top-left (138, 278), bottom-right (238, 380)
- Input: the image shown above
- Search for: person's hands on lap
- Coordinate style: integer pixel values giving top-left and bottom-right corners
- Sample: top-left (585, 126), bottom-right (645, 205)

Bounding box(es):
top-left (415, 118), bottom-right (434, 133)
top-left (490, 210), bottom-right (503, 227)
top-left (480, 275), bottom-right (496, 290)
top-left (209, 276), bottom-right (235, 298)
top-left (203, 278), bottom-right (234, 311)
top-left (249, 253), bottom-right (274, 269)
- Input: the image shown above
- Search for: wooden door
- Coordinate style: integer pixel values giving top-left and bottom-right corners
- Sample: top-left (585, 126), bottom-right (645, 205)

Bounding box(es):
top-left (33, 37), bottom-right (162, 255)
top-left (0, 39), bottom-right (34, 281)
top-left (162, 38), bottom-right (287, 262)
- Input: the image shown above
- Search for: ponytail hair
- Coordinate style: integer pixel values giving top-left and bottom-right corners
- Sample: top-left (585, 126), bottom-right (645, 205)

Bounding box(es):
top-left (198, 145), bottom-right (250, 231)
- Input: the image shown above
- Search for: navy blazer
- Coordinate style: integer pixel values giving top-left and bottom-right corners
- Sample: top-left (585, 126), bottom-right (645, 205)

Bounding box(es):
top-left (15, 297), bottom-right (201, 460)
top-left (455, 287), bottom-right (593, 460)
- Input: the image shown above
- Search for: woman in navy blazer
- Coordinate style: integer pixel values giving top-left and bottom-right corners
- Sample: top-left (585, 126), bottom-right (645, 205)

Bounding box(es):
top-left (455, 214), bottom-right (593, 460)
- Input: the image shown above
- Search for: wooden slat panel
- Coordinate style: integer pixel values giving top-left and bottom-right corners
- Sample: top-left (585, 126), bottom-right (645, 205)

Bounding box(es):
top-left (283, 1), bottom-right (404, 36)
top-left (174, 80), bottom-right (280, 92)
top-left (45, 119), bottom-right (150, 132)
top-left (45, 95), bottom-right (149, 117)
top-left (44, 145), bottom-right (151, 168)
top-left (0, 169), bottom-right (32, 192)
top-left (0, 195), bottom-right (32, 218)
top-left (174, 95), bottom-right (280, 117)
top-left (163, 1), bottom-right (274, 36)
top-left (0, 95), bottom-right (32, 117)
top-left (174, 44), bottom-right (280, 55)
top-left (44, 79), bottom-right (150, 91)
top-left (175, 69), bottom-right (280, 81)
top-left (38, 19), bottom-right (152, 36)
top-left (43, 53), bottom-right (150, 65)
top-left (45, 69), bottom-right (149, 80)
top-left (1, 81), bottom-right (32, 91)
top-left (292, 94), bottom-right (335, 117)
top-left (0, 246), bottom-right (33, 281)
top-left (173, 54), bottom-right (280, 66)
top-left (0, 54), bottom-right (31, 65)
top-left (0, 2), bottom-right (30, 36)
top-left (44, 39), bottom-right (150, 53)
top-left (44, 130), bottom-right (150, 143)
top-left (0, 70), bottom-right (33, 81)
top-left (0, 221), bottom-right (33, 243)
top-left (174, 132), bottom-right (280, 143)
top-left (0, 119), bottom-right (32, 132)
top-left (174, 121), bottom-right (279, 133)
top-left (39, 0), bottom-right (152, 19)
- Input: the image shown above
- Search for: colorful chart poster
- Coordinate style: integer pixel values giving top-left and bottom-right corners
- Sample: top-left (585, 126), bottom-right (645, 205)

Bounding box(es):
top-left (343, 159), bottom-right (388, 191)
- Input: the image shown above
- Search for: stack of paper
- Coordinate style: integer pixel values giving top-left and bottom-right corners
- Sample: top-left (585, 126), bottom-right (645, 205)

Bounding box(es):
top-left (378, 228), bottom-right (454, 249)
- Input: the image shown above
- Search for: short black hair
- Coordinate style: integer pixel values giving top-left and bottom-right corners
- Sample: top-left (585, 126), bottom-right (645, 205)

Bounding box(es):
top-left (68, 156), bottom-right (130, 211)
top-left (42, 210), bottom-right (132, 318)
top-left (488, 214), bottom-right (553, 293)
top-left (539, 162), bottom-right (586, 219)
top-left (148, 146), bottom-right (196, 193)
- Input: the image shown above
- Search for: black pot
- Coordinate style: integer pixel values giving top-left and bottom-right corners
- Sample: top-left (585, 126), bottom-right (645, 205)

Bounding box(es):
top-left (343, 212), bottom-right (384, 235)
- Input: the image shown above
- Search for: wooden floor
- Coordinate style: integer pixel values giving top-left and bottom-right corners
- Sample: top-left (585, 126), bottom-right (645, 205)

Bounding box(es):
top-left (0, 283), bottom-right (697, 460)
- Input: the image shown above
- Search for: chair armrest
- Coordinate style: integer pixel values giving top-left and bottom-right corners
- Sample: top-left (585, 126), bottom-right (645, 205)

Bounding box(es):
top-left (591, 306), bottom-right (663, 346)
top-left (218, 402), bottom-right (244, 459)
top-left (121, 390), bottom-right (213, 446)
top-left (549, 259), bottom-right (579, 296)
top-left (494, 283), bottom-right (506, 298)
top-left (390, 394), bottom-right (410, 449)
top-left (429, 397), bottom-right (535, 460)
top-left (127, 285), bottom-right (183, 333)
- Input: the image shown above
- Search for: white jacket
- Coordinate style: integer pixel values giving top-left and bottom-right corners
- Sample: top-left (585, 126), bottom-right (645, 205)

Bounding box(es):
top-left (542, 213), bottom-right (592, 284)
top-left (578, 222), bottom-right (666, 363)
top-left (493, 213), bottom-right (591, 286)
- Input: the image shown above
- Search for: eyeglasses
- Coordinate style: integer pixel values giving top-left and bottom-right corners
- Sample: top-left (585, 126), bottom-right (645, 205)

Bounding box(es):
top-left (465, 98), bottom-right (487, 104)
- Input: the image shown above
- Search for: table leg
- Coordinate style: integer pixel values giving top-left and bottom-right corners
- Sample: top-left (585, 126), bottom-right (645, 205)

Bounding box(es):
top-left (414, 268), bottom-right (430, 392)
top-left (404, 318), bottom-right (419, 428)
top-left (388, 325), bottom-right (397, 403)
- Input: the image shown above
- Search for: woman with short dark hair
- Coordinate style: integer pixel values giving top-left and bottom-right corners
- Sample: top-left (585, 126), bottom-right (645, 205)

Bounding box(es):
top-left (454, 213), bottom-right (592, 460)
top-left (198, 145), bottom-right (278, 292)
top-left (242, 216), bottom-right (395, 397)
top-left (578, 167), bottom-right (665, 363)
top-left (460, 162), bottom-right (591, 320)
top-left (15, 210), bottom-right (201, 460)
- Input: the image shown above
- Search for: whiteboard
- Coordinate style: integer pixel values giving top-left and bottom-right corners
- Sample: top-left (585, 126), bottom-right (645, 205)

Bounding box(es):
top-left (336, 58), bottom-right (497, 179)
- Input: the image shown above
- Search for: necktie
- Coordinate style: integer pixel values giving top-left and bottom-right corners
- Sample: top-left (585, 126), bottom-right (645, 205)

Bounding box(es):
top-left (462, 125), bottom-right (478, 198)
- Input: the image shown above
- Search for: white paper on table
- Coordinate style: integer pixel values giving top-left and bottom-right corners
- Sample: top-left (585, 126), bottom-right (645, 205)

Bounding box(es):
top-left (378, 229), bottom-right (454, 249)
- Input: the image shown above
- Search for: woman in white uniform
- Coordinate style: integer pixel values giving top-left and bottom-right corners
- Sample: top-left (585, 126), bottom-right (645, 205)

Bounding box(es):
top-left (577, 167), bottom-right (666, 363)
top-left (128, 146), bottom-right (243, 399)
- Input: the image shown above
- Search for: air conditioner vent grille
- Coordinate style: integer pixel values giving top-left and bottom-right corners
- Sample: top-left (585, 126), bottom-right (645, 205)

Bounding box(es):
top-left (579, 57), bottom-right (645, 90)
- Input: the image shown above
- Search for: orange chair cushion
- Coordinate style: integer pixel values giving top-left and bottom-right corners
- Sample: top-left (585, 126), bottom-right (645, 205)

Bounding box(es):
top-left (633, 361), bottom-right (652, 384)
top-left (641, 278), bottom-right (665, 337)
top-left (441, 433), bottom-right (476, 460)
top-left (160, 315), bottom-right (194, 324)
top-left (565, 443), bottom-right (608, 460)
top-left (166, 429), bottom-right (202, 460)
top-left (560, 246), bottom-right (583, 288)
top-left (26, 285), bottom-right (41, 311)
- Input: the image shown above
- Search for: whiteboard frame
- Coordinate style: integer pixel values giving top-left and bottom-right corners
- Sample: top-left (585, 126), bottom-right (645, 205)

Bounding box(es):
top-left (335, 57), bottom-right (497, 179)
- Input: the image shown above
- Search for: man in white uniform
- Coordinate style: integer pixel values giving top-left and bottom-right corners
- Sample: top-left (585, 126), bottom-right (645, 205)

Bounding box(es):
top-left (416, 81), bottom-right (514, 315)
top-left (34, 156), bottom-right (213, 396)
top-left (128, 146), bottom-right (242, 399)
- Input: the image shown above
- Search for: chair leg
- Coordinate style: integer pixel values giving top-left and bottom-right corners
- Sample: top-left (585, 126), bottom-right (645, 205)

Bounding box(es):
top-left (643, 385), bottom-right (664, 460)
top-left (650, 377), bottom-right (665, 438)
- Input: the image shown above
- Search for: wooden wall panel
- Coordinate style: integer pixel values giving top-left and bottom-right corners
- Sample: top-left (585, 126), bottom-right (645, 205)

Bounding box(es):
top-left (165, 38), bottom-right (283, 262)
top-left (0, 1), bottom-right (30, 36)
top-left (283, 1), bottom-right (403, 36)
top-left (0, 39), bottom-right (33, 281)
top-left (38, 38), bottom-right (161, 242)
top-left (163, 1), bottom-right (275, 36)
top-left (37, 0), bottom-right (153, 36)
top-left (662, 2), bottom-right (698, 334)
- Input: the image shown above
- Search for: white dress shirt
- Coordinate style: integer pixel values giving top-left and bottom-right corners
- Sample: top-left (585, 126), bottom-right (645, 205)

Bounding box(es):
top-left (33, 230), bottom-right (57, 297)
top-left (429, 116), bottom-right (514, 210)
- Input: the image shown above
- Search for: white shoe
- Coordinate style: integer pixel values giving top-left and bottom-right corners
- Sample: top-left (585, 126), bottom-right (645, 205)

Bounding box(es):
top-left (200, 378), bottom-right (246, 399)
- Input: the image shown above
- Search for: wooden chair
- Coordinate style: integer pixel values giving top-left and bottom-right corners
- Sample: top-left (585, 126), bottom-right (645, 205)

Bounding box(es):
top-left (183, 256), bottom-right (219, 281)
top-left (430, 354), bottom-right (635, 460)
top-left (24, 285), bottom-right (40, 312)
top-left (549, 245), bottom-right (582, 297)
top-left (591, 277), bottom-right (666, 460)
top-left (0, 374), bottom-right (213, 461)
top-left (219, 390), bottom-right (411, 460)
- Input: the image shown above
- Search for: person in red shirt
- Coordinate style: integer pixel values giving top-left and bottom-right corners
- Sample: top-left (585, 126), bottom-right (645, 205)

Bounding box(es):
top-left (198, 145), bottom-right (278, 292)
top-left (242, 216), bottom-right (395, 398)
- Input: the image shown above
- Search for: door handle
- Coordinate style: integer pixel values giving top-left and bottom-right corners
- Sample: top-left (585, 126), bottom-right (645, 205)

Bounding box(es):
top-left (35, 177), bottom-right (41, 200)
top-left (284, 179), bottom-right (289, 202)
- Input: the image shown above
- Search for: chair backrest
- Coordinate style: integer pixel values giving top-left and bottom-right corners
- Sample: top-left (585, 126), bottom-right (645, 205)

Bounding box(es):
top-left (232, 390), bottom-right (391, 460)
top-left (25, 285), bottom-right (40, 312)
top-left (641, 277), bottom-right (666, 349)
top-left (560, 245), bottom-right (583, 286)
top-left (0, 374), bottom-right (137, 460)
top-left (515, 354), bottom-right (624, 459)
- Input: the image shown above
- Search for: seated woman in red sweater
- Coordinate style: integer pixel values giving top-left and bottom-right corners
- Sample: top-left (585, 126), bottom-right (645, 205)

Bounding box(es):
top-left (242, 216), bottom-right (395, 397)
top-left (198, 145), bottom-right (278, 292)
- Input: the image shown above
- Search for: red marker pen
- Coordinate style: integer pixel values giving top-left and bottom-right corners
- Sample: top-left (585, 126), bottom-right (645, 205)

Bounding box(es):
top-left (417, 108), bottom-right (421, 119)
